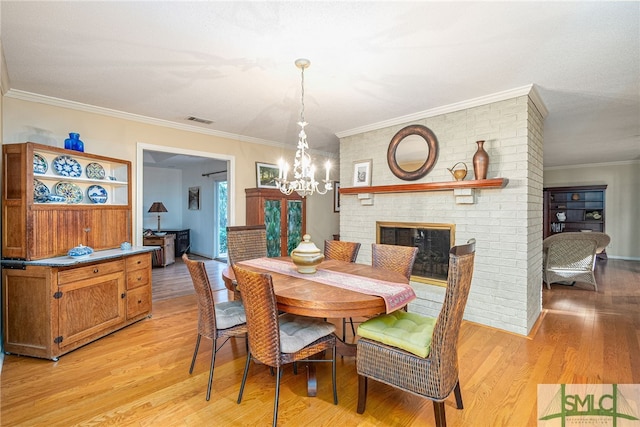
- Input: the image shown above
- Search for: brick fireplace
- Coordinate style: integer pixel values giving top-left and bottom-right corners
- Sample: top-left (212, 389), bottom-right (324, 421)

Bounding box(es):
top-left (337, 87), bottom-right (546, 336)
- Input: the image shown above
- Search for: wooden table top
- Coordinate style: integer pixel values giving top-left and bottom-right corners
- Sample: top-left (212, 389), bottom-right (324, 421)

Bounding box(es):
top-left (222, 258), bottom-right (410, 319)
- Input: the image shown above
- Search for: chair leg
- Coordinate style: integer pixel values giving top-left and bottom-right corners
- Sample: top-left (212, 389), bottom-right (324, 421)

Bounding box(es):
top-left (205, 338), bottom-right (217, 401)
top-left (349, 317), bottom-right (356, 337)
top-left (357, 375), bottom-right (368, 414)
top-left (272, 367), bottom-right (282, 427)
top-left (332, 345), bottom-right (338, 404)
top-left (237, 352), bottom-right (252, 404)
top-left (433, 401), bottom-right (447, 427)
top-left (189, 334), bottom-right (202, 374)
top-left (453, 381), bottom-right (463, 409)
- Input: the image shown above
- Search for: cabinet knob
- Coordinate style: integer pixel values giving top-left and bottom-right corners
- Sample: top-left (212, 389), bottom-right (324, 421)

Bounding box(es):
top-left (93, 268), bottom-right (99, 273)
top-left (137, 276), bottom-right (142, 281)
top-left (121, 293), bottom-right (126, 299)
top-left (137, 260), bottom-right (141, 264)
top-left (138, 299), bottom-right (142, 304)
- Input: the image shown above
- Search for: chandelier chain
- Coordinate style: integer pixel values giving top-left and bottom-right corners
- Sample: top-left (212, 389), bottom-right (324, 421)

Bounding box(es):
top-left (275, 58), bottom-right (332, 198)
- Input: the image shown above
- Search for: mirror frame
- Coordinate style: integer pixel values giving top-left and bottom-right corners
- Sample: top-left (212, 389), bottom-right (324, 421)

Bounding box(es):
top-left (387, 124), bottom-right (439, 181)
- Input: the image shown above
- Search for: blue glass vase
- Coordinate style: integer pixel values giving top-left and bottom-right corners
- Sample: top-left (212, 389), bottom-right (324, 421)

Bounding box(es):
top-left (64, 132), bottom-right (84, 152)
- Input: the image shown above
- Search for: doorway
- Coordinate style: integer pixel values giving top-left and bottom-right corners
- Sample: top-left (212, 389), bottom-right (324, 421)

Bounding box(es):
top-left (136, 143), bottom-right (235, 260)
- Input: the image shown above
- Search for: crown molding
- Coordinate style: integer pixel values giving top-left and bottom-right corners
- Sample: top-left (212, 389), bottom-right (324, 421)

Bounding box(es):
top-left (545, 159), bottom-right (640, 170)
top-left (336, 84), bottom-right (545, 138)
top-left (4, 89), bottom-right (338, 159)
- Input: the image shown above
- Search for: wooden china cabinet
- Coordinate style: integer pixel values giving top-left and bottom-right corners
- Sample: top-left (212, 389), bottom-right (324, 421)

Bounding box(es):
top-left (245, 188), bottom-right (306, 257)
top-left (1, 142), bottom-right (153, 360)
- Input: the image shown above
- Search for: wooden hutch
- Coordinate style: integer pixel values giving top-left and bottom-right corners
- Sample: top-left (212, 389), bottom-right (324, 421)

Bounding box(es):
top-left (1, 142), bottom-right (154, 360)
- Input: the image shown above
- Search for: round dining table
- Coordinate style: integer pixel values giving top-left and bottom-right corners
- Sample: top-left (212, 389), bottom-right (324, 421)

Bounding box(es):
top-left (221, 258), bottom-right (409, 319)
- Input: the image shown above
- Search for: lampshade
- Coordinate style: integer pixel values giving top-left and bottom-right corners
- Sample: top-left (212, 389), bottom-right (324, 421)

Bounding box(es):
top-left (148, 202), bottom-right (168, 232)
top-left (148, 202), bottom-right (168, 213)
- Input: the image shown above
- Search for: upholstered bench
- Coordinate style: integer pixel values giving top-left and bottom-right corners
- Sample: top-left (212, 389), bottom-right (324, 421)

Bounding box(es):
top-left (357, 310), bottom-right (436, 358)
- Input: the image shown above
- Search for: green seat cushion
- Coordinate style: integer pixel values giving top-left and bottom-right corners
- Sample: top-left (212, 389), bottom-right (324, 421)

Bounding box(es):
top-left (357, 311), bottom-right (436, 358)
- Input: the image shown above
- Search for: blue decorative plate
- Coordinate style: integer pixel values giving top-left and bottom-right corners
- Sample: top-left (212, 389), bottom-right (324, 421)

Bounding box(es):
top-left (52, 155), bottom-right (82, 177)
top-left (33, 179), bottom-right (50, 203)
top-left (87, 184), bottom-right (108, 204)
top-left (33, 153), bottom-right (48, 174)
top-left (55, 181), bottom-right (83, 204)
top-left (86, 162), bottom-right (105, 179)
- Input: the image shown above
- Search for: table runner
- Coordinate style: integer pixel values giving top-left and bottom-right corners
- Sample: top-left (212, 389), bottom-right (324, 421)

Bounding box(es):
top-left (239, 257), bottom-right (416, 313)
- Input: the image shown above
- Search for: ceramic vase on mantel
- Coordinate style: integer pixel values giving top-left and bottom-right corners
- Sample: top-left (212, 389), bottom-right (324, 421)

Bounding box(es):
top-left (472, 140), bottom-right (489, 180)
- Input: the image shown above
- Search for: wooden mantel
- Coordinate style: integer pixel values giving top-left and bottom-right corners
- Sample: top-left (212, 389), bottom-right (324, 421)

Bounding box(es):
top-left (339, 178), bottom-right (508, 195)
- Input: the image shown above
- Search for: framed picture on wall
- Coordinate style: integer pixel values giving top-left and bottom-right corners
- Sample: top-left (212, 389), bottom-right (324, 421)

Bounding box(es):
top-left (353, 159), bottom-right (372, 187)
top-left (188, 186), bottom-right (200, 210)
top-left (333, 181), bottom-right (340, 212)
top-left (256, 162), bottom-right (280, 189)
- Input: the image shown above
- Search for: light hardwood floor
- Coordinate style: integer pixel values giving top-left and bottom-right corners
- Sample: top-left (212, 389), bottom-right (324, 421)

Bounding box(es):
top-left (2, 257), bottom-right (639, 426)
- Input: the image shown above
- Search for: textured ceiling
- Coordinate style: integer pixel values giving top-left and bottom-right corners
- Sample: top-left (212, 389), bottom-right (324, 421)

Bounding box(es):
top-left (1, 1), bottom-right (638, 167)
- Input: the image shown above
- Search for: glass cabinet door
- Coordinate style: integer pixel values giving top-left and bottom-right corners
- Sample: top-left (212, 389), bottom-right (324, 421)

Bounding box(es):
top-left (264, 199), bottom-right (282, 257)
top-left (287, 200), bottom-right (303, 255)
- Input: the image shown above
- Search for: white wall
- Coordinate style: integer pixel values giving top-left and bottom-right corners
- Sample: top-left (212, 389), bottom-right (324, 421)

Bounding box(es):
top-left (339, 94), bottom-right (544, 335)
top-left (143, 166), bottom-right (183, 231)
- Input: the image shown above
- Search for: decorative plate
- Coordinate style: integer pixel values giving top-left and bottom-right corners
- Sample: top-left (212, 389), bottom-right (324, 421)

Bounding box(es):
top-left (55, 181), bottom-right (84, 204)
top-left (86, 162), bottom-right (106, 180)
top-left (33, 179), bottom-right (50, 203)
top-left (87, 184), bottom-right (108, 204)
top-left (52, 155), bottom-right (83, 177)
top-left (33, 153), bottom-right (48, 174)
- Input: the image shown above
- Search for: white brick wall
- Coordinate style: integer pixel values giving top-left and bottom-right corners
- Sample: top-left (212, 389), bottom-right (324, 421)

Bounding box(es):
top-left (339, 94), bottom-right (544, 335)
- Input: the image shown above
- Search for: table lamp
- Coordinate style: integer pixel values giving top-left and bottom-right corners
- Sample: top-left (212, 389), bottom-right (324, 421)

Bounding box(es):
top-left (148, 202), bottom-right (168, 232)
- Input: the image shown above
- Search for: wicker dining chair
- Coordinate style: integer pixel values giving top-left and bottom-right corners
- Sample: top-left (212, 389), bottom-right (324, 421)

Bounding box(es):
top-left (226, 225), bottom-right (267, 299)
top-left (323, 240), bottom-right (361, 263)
top-left (183, 254), bottom-right (247, 401)
top-left (542, 232), bottom-right (608, 291)
top-left (356, 241), bottom-right (476, 427)
top-left (233, 264), bottom-right (338, 427)
top-left (343, 243), bottom-right (418, 340)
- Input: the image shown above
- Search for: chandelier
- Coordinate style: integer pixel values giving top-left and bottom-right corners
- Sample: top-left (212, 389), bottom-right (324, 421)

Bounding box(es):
top-left (276, 58), bottom-right (332, 198)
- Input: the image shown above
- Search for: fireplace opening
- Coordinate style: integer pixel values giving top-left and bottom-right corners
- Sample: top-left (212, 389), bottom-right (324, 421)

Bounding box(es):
top-left (376, 222), bottom-right (455, 286)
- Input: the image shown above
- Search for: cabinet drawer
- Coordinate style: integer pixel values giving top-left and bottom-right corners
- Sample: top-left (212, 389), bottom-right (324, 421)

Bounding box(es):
top-left (58, 260), bottom-right (125, 285)
top-left (144, 237), bottom-right (164, 246)
top-left (127, 286), bottom-right (151, 319)
top-left (125, 253), bottom-right (151, 271)
top-left (126, 267), bottom-right (150, 290)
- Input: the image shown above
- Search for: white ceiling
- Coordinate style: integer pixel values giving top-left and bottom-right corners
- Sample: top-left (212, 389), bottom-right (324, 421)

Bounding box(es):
top-left (1, 1), bottom-right (638, 168)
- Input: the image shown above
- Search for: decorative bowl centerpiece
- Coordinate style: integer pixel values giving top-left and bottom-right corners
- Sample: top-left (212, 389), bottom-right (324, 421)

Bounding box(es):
top-left (68, 244), bottom-right (94, 260)
top-left (291, 234), bottom-right (325, 274)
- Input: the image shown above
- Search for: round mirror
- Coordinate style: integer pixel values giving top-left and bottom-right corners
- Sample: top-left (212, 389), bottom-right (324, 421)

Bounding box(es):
top-left (387, 125), bottom-right (439, 180)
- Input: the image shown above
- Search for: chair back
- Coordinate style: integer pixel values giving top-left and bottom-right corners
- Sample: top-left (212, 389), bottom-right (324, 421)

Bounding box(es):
top-left (324, 240), bottom-right (361, 263)
top-left (226, 225), bottom-right (267, 265)
top-left (183, 253), bottom-right (218, 338)
top-left (546, 238), bottom-right (598, 271)
top-left (371, 243), bottom-right (419, 281)
top-left (543, 232), bottom-right (610, 254)
top-left (428, 241), bottom-right (475, 393)
top-left (232, 264), bottom-right (281, 367)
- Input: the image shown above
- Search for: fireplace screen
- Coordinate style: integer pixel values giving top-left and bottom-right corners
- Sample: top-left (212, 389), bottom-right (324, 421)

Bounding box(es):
top-left (377, 222), bottom-right (455, 286)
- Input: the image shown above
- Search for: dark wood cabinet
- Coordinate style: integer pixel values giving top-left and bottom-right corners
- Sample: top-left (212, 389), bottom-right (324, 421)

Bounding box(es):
top-left (162, 229), bottom-right (190, 257)
top-left (543, 185), bottom-right (606, 238)
top-left (245, 188), bottom-right (306, 257)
